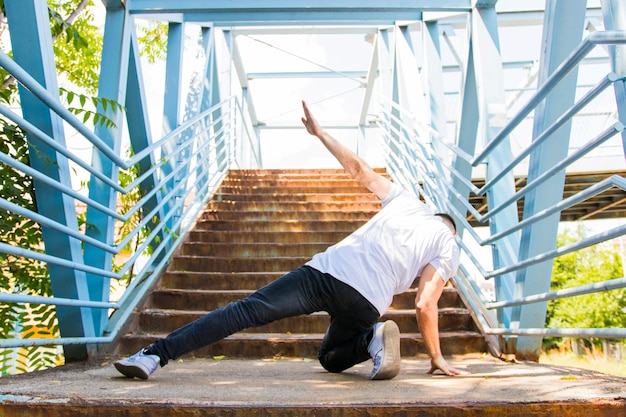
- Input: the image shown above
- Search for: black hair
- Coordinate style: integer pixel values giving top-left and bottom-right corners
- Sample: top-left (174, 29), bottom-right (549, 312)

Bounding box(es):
top-left (435, 213), bottom-right (457, 233)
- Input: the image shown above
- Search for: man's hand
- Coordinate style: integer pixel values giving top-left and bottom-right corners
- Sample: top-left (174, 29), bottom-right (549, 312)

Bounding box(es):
top-left (427, 355), bottom-right (469, 376)
top-left (301, 100), bottom-right (324, 137)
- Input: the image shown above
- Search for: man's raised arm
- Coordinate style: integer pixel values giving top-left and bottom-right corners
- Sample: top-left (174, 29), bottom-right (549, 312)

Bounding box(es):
top-left (301, 100), bottom-right (392, 200)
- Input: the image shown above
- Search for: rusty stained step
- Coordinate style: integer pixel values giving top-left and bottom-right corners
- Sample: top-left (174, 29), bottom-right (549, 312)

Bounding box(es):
top-left (178, 242), bottom-right (332, 257)
top-left (185, 230), bottom-right (354, 244)
top-left (147, 287), bottom-right (464, 310)
top-left (137, 306), bottom-right (474, 335)
top-left (212, 192), bottom-right (380, 203)
top-left (217, 185), bottom-right (375, 195)
top-left (192, 219), bottom-right (369, 232)
top-left (170, 255), bottom-right (310, 273)
top-left (199, 209), bottom-right (377, 222)
top-left (159, 271), bottom-right (284, 290)
top-left (205, 200), bottom-right (382, 212)
top-left (117, 330), bottom-right (486, 360)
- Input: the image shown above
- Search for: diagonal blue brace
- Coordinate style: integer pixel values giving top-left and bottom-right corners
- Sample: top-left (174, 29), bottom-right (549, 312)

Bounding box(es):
top-left (5, 0), bottom-right (95, 361)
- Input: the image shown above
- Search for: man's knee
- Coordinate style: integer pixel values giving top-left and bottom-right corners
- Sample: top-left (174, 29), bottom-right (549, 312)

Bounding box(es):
top-left (318, 351), bottom-right (348, 374)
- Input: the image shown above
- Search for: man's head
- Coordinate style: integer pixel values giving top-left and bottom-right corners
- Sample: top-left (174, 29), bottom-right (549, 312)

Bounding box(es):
top-left (435, 213), bottom-right (457, 235)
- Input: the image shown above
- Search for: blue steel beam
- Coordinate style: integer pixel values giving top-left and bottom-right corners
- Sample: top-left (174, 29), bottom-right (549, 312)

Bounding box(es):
top-left (125, 28), bottom-right (167, 258)
top-left (513, 0), bottom-right (588, 360)
top-left (125, 0), bottom-right (472, 25)
top-left (4, 0), bottom-right (94, 361)
top-left (470, 3), bottom-right (521, 351)
top-left (601, 0), bottom-right (626, 152)
top-left (83, 5), bottom-right (132, 340)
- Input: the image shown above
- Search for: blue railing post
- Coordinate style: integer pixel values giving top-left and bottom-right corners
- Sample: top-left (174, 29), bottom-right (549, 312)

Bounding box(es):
top-left (512, 0), bottom-right (588, 360)
top-left (468, 4), bottom-right (521, 349)
top-left (602, 0), bottom-right (626, 153)
top-left (5, 0), bottom-right (94, 360)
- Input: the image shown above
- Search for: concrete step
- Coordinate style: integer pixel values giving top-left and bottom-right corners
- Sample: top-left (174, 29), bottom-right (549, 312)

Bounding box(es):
top-left (114, 168), bottom-right (488, 366)
top-left (135, 307), bottom-right (475, 335)
top-left (185, 230), bottom-right (353, 244)
top-left (199, 209), bottom-right (378, 221)
top-left (170, 255), bottom-right (310, 272)
top-left (205, 200), bottom-right (383, 212)
top-left (213, 192), bottom-right (380, 203)
top-left (146, 287), bottom-right (464, 309)
top-left (192, 219), bottom-right (368, 232)
top-left (117, 330), bottom-right (487, 359)
top-left (177, 242), bottom-right (331, 257)
top-left (4, 357), bottom-right (624, 417)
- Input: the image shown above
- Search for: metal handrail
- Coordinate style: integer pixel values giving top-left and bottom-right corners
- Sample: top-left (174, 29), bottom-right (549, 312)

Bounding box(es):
top-left (376, 30), bottom-right (626, 341)
top-left (0, 86), bottom-right (260, 349)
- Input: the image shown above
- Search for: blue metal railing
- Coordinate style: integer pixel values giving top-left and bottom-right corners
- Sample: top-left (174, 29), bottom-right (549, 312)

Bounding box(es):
top-left (376, 30), bottom-right (626, 343)
top-left (0, 51), bottom-right (261, 348)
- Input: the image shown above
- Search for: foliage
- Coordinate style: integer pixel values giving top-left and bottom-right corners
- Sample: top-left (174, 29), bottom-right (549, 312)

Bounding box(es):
top-left (544, 225), bottom-right (625, 350)
top-left (0, 0), bottom-right (168, 376)
top-left (0, 118), bottom-right (60, 375)
top-left (0, 0), bottom-right (115, 375)
top-left (136, 19), bottom-right (168, 64)
top-left (48, 0), bottom-right (102, 94)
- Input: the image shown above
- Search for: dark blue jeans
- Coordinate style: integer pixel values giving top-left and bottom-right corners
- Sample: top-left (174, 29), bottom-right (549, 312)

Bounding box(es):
top-left (149, 265), bottom-right (380, 373)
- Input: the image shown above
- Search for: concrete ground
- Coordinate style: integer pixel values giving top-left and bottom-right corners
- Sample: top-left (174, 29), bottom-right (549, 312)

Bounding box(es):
top-left (1, 355), bottom-right (625, 412)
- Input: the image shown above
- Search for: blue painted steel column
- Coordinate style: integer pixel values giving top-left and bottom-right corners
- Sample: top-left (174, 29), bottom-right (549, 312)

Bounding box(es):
top-left (125, 31), bottom-right (165, 258)
top-left (422, 21), bottom-right (453, 210)
top-left (5, 0), bottom-right (94, 360)
top-left (601, 0), bottom-right (626, 151)
top-left (394, 26), bottom-right (425, 196)
top-left (451, 21), bottom-right (480, 237)
top-left (470, 4), bottom-right (520, 350)
top-left (204, 29), bottom-right (226, 170)
top-left (83, 3), bottom-right (131, 340)
top-left (423, 22), bottom-right (446, 142)
top-left (513, 0), bottom-right (587, 360)
top-left (161, 22), bottom-right (184, 232)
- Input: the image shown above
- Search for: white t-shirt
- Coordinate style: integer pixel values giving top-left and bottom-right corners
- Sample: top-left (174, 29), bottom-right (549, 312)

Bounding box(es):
top-left (306, 183), bottom-right (460, 315)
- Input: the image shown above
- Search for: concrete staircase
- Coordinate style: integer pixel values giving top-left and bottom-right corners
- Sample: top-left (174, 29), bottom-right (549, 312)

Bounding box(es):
top-left (7, 169), bottom-right (624, 417)
top-left (115, 169), bottom-right (487, 360)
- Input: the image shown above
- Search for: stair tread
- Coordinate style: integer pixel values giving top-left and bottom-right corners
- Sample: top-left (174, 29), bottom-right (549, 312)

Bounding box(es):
top-left (126, 330), bottom-right (484, 340)
top-left (117, 168), bottom-right (487, 359)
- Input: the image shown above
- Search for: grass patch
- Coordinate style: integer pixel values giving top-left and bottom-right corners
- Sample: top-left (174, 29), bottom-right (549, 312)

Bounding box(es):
top-left (539, 350), bottom-right (626, 377)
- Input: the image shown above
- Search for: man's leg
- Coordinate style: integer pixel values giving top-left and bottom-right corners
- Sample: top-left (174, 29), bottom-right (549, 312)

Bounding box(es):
top-left (316, 280), bottom-right (380, 373)
top-left (116, 266), bottom-right (325, 378)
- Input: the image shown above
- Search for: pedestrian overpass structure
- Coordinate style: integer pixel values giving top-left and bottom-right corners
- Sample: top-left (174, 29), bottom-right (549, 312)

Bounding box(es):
top-left (0, 0), bottom-right (625, 370)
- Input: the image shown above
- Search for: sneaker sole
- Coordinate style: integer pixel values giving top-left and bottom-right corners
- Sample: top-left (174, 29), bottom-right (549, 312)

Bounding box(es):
top-left (370, 320), bottom-right (401, 380)
top-left (114, 361), bottom-right (151, 379)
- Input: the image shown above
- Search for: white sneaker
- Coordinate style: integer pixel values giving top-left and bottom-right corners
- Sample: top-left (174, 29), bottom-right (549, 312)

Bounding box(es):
top-left (114, 348), bottom-right (160, 379)
top-left (367, 320), bottom-right (401, 380)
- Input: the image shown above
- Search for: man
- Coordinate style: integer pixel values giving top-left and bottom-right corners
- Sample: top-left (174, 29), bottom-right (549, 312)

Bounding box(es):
top-left (114, 100), bottom-right (467, 380)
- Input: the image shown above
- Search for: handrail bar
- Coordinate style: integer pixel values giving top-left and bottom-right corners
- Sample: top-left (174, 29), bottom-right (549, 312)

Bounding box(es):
top-left (484, 328), bottom-right (626, 338)
top-left (483, 175), bottom-right (626, 245)
top-left (0, 293), bottom-right (117, 309)
top-left (487, 277), bottom-right (626, 309)
top-left (0, 197), bottom-right (116, 253)
top-left (479, 122), bottom-right (623, 223)
top-left (472, 30), bottom-right (626, 165)
top-left (485, 223), bottom-right (626, 279)
top-left (0, 123), bottom-right (224, 260)
top-left (0, 103), bottom-right (123, 192)
top-left (0, 50), bottom-right (126, 168)
top-left (478, 73), bottom-right (620, 197)
top-left (0, 149), bottom-right (124, 220)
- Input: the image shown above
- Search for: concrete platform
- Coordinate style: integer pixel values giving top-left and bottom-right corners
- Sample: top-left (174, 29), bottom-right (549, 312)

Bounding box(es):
top-left (1, 355), bottom-right (625, 416)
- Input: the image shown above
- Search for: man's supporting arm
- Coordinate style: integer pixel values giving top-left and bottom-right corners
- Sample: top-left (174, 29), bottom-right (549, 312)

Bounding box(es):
top-left (416, 265), bottom-right (468, 376)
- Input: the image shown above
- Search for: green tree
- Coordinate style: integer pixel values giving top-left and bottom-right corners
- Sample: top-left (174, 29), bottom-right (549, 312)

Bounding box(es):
top-left (0, 0), bottom-right (166, 375)
top-left (544, 225), bottom-right (625, 350)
